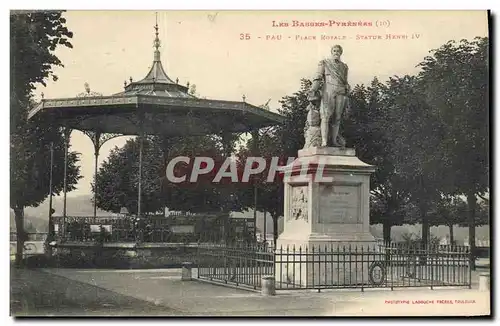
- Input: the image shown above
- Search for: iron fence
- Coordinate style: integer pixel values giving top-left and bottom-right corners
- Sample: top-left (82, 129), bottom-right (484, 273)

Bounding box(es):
top-left (196, 242), bottom-right (471, 291)
top-left (197, 242), bottom-right (274, 290)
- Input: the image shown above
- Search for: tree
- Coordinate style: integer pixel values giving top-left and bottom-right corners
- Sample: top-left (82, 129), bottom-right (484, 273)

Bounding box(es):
top-left (417, 37), bottom-right (489, 268)
top-left (428, 195), bottom-right (468, 244)
top-left (344, 78), bottom-right (412, 243)
top-left (276, 79), bottom-right (311, 158)
top-left (235, 130), bottom-right (285, 244)
top-left (95, 137), bottom-right (164, 214)
top-left (456, 197), bottom-right (489, 227)
top-left (377, 75), bottom-right (446, 247)
top-left (95, 135), bottom-right (237, 214)
top-left (10, 11), bottom-right (81, 266)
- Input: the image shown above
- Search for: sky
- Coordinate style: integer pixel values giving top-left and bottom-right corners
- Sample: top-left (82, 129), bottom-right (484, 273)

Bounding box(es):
top-left (33, 10), bottom-right (489, 197)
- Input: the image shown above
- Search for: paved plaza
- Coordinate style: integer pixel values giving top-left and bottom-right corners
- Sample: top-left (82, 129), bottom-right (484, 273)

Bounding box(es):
top-left (11, 266), bottom-right (490, 316)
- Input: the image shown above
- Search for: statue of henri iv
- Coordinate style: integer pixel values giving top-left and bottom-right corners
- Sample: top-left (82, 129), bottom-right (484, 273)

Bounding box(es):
top-left (304, 45), bottom-right (351, 148)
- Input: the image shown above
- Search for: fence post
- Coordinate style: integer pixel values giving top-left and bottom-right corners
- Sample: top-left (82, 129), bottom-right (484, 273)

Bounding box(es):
top-left (430, 245), bottom-right (434, 290)
top-left (469, 246), bottom-right (473, 289)
top-left (361, 245), bottom-right (364, 292)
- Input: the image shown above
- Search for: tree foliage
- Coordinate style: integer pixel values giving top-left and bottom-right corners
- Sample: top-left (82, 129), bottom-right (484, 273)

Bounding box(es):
top-left (344, 78), bottom-right (412, 243)
top-left (10, 11), bottom-right (73, 98)
top-left (10, 11), bottom-right (80, 265)
top-left (379, 75), bottom-right (448, 245)
top-left (417, 38), bottom-right (489, 198)
top-left (417, 37), bottom-right (489, 265)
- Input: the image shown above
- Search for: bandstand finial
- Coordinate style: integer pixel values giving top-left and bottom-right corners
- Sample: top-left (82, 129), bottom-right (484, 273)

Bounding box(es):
top-left (153, 12), bottom-right (161, 62)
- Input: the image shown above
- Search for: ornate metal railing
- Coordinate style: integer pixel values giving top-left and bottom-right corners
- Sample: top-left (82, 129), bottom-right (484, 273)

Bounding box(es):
top-left (50, 213), bottom-right (254, 244)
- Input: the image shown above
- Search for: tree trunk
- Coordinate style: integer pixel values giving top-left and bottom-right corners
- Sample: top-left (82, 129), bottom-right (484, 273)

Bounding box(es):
top-left (420, 205), bottom-right (429, 266)
top-left (420, 214), bottom-right (430, 265)
top-left (467, 192), bottom-right (477, 271)
top-left (420, 209), bottom-right (429, 248)
top-left (14, 206), bottom-right (25, 267)
top-left (272, 214), bottom-right (279, 247)
top-left (421, 219), bottom-right (428, 245)
top-left (448, 223), bottom-right (454, 246)
top-left (263, 211), bottom-right (267, 243)
top-left (382, 221), bottom-right (392, 245)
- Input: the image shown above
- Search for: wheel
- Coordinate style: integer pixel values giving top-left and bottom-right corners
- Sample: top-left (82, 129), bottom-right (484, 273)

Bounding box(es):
top-left (369, 261), bottom-right (387, 285)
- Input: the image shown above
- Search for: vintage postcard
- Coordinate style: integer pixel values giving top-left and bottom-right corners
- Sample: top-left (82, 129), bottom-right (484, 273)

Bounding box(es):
top-left (10, 10), bottom-right (490, 317)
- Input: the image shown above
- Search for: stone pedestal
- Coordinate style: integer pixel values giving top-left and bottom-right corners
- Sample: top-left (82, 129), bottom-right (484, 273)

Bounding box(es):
top-left (479, 273), bottom-right (490, 291)
top-left (261, 276), bottom-right (276, 296)
top-left (276, 147), bottom-right (377, 287)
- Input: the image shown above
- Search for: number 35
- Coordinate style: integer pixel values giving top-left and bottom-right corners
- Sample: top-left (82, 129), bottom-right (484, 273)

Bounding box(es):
top-left (239, 33), bottom-right (251, 40)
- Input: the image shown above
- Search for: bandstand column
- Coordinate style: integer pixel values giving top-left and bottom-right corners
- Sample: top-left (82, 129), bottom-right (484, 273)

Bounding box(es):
top-left (161, 136), bottom-right (170, 218)
top-left (62, 127), bottom-right (71, 239)
top-left (221, 132), bottom-right (233, 243)
top-left (92, 132), bottom-right (101, 219)
top-left (137, 109), bottom-right (144, 221)
top-left (48, 141), bottom-right (55, 239)
top-left (251, 129), bottom-right (259, 242)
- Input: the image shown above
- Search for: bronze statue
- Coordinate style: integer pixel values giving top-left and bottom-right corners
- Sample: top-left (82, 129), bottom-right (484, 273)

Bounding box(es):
top-left (307, 45), bottom-right (351, 147)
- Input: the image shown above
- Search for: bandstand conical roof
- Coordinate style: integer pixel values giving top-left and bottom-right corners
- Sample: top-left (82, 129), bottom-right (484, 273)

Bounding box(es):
top-left (112, 23), bottom-right (192, 99)
top-left (28, 20), bottom-right (283, 136)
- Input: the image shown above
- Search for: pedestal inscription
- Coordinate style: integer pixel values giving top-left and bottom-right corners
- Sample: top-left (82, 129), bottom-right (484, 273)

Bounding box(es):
top-left (319, 184), bottom-right (360, 224)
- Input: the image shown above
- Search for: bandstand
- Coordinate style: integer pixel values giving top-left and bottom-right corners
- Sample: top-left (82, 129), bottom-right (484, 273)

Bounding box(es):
top-left (28, 16), bottom-right (284, 249)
